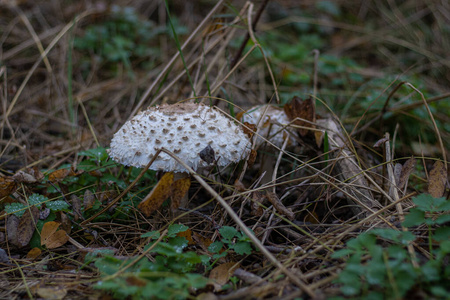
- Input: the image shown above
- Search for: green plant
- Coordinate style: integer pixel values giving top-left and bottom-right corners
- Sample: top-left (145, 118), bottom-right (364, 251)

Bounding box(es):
top-left (87, 224), bottom-right (209, 300)
top-left (332, 194), bottom-right (450, 299)
top-left (208, 226), bottom-right (254, 259)
top-left (74, 5), bottom-right (187, 78)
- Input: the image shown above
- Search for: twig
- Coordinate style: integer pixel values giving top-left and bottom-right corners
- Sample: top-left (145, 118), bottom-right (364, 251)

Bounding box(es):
top-left (160, 148), bottom-right (316, 298)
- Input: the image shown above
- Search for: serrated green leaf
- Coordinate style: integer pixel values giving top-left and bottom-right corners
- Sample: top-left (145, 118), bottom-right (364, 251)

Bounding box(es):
top-left (435, 214), bottom-right (450, 225)
top-left (232, 241), bottom-right (252, 255)
top-left (95, 256), bottom-right (122, 275)
top-left (219, 226), bottom-right (238, 240)
top-left (141, 231), bottom-right (160, 239)
top-left (402, 208), bottom-right (425, 227)
top-left (167, 224), bottom-right (189, 237)
top-left (5, 203), bottom-right (27, 217)
top-left (387, 245), bottom-right (408, 261)
top-left (370, 228), bottom-right (415, 245)
top-left (46, 200), bottom-right (70, 212)
top-left (433, 226), bottom-right (450, 242)
top-left (412, 194), bottom-right (447, 212)
top-left (332, 248), bottom-right (354, 259)
top-left (78, 147), bottom-right (108, 163)
top-left (28, 194), bottom-right (48, 205)
top-left (168, 236), bottom-right (188, 253)
top-left (208, 241), bottom-right (223, 254)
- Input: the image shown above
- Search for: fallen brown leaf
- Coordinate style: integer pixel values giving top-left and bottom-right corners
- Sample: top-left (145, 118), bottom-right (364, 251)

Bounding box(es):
top-left (41, 221), bottom-right (69, 249)
top-left (26, 247), bottom-right (42, 260)
top-left (284, 96), bottom-right (315, 137)
top-left (17, 206), bottom-right (39, 247)
top-left (35, 286), bottom-right (67, 300)
top-left (209, 262), bottom-right (240, 289)
top-left (71, 194), bottom-right (82, 221)
top-left (0, 176), bottom-right (17, 199)
top-left (12, 170), bottom-right (37, 183)
top-left (6, 214), bottom-right (19, 245)
top-left (398, 157), bottom-right (416, 190)
top-left (138, 172), bottom-right (174, 217)
top-left (83, 189), bottom-right (95, 210)
top-left (428, 160), bottom-right (447, 198)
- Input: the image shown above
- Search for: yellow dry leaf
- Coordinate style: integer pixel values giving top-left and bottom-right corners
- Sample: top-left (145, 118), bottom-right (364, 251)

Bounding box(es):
top-left (26, 247), bottom-right (42, 260)
top-left (41, 221), bottom-right (69, 249)
top-left (209, 262), bottom-right (240, 288)
top-left (48, 169), bottom-right (71, 183)
top-left (170, 177), bottom-right (191, 211)
top-left (138, 172), bottom-right (174, 217)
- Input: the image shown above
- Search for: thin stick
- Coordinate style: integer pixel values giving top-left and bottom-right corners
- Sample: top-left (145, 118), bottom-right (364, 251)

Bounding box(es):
top-left (384, 133), bottom-right (419, 268)
top-left (160, 148), bottom-right (316, 298)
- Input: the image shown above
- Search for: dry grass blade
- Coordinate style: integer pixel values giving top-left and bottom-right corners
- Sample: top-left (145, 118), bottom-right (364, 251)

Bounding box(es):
top-left (316, 118), bottom-right (381, 216)
top-left (160, 148), bottom-right (316, 298)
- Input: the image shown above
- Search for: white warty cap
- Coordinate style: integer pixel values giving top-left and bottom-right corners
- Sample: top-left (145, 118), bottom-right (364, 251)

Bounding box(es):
top-left (109, 102), bottom-right (251, 173)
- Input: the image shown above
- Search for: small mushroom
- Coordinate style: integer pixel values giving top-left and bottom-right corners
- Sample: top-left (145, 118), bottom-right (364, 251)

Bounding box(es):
top-left (241, 105), bottom-right (299, 188)
top-left (108, 102), bottom-right (251, 209)
top-left (242, 105), bottom-right (298, 147)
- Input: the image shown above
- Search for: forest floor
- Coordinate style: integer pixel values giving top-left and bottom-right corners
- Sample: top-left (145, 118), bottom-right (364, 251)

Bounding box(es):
top-left (0, 1), bottom-right (449, 299)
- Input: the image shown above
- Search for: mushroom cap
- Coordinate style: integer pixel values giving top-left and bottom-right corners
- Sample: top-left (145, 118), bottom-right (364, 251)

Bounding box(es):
top-left (109, 102), bottom-right (251, 173)
top-left (242, 105), bottom-right (298, 147)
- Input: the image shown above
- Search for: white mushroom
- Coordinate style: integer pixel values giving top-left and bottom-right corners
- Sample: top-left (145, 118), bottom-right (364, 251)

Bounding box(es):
top-left (241, 105), bottom-right (298, 147)
top-left (240, 105), bottom-right (299, 189)
top-left (109, 102), bottom-right (251, 173)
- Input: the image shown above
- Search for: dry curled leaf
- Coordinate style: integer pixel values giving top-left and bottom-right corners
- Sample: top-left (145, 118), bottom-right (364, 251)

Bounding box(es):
top-left (6, 214), bottom-right (19, 244)
top-left (56, 211), bottom-right (72, 234)
top-left (398, 157), bottom-right (416, 190)
top-left (284, 96), bottom-right (315, 137)
top-left (17, 206), bottom-right (39, 247)
top-left (247, 149), bottom-right (257, 167)
top-left (48, 169), bottom-right (70, 183)
top-left (83, 189), bottom-right (95, 210)
top-left (234, 180), bottom-right (246, 192)
top-left (428, 160), bottom-right (447, 198)
top-left (35, 286), bottom-right (67, 300)
top-left (138, 172), bottom-right (174, 217)
top-left (242, 122), bottom-right (257, 139)
top-left (71, 194), bottom-right (82, 221)
top-left (251, 191), bottom-right (265, 217)
top-left (209, 262), bottom-right (240, 288)
top-left (170, 177), bottom-right (191, 211)
top-left (12, 170), bottom-right (37, 183)
top-left (373, 137), bottom-right (389, 148)
top-left (0, 176), bottom-right (17, 199)
top-left (26, 247), bottom-right (42, 260)
top-left (41, 221), bottom-right (69, 249)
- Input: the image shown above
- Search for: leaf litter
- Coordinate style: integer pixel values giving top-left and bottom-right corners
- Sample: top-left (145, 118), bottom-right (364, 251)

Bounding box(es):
top-left (0, 1), bottom-right (449, 299)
